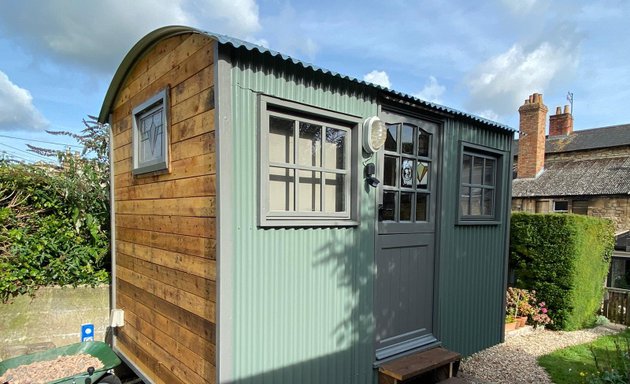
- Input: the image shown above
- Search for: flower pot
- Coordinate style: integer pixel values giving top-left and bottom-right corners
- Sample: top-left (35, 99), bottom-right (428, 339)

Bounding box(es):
top-left (516, 316), bottom-right (528, 328)
top-left (505, 321), bottom-right (517, 331)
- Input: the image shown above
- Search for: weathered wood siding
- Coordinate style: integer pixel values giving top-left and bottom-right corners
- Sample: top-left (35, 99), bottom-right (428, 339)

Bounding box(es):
top-left (110, 33), bottom-right (217, 384)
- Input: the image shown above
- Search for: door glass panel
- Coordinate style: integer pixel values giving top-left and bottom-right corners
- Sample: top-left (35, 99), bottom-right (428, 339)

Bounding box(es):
top-left (385, 124), bottom-right (398, 151)
top-left (381, 191), bottom-right (397, 221)
top-left (416, 194), bottom-right (427, 221)
top-left (383, 156), bottom-right (398, 186)
top-left (401, 158), bottom-right (414, 188)
top-left (417, 130), bottom-right (430, 157)
top-left (417, 161), bottom-right (429, 189)
top-left (269, 167), bottom-right (294, 211)
top-left (400, 193), bottom-right (412, 221)
top-left (298, 170), bottom-right (321, 211)
top-left (298, 122), bottom-right (322, 166)
top-left (401, 124), bottom-right (414, 154)
top-left (324, 173), bottom-right (345, 213)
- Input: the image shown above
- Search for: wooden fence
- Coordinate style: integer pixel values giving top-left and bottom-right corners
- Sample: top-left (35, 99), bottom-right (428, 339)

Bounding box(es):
top-left (601, 287), bottom-right (630, 325)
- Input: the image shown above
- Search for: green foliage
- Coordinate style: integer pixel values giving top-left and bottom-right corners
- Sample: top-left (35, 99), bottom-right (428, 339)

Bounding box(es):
top-left (0, 117), bottom-right (110, 303)
top-left (538, 329), bottom-right (630, 384)
top-left (510, 212), bottom-right (615, 330)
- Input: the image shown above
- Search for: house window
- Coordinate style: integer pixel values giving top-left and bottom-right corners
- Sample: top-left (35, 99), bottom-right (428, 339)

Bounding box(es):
top-left (259, 96), bottom-right (359, 227)
top-left (553, 200), bottom-right (569, 213)
top-left (459, 144), bottom-right (502, 224)
top-left (132, 88), bottom-right (169, 175)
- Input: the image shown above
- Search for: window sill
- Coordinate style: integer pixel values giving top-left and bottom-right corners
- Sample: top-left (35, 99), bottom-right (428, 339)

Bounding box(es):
top-left (259, 219), bottom-right (359, 228)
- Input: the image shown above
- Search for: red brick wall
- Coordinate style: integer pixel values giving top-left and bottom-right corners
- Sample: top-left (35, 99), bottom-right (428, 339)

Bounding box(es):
top-left (517, 93), bottom-right (548, 178)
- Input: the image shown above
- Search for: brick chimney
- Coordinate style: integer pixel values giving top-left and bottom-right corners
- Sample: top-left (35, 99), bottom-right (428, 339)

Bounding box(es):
top-left (517, 93), bottom-right (548, 178)
top-left (549, 105), bottom-right (573, 136)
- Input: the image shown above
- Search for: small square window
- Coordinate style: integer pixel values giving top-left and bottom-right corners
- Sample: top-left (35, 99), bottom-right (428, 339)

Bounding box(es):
top-left (132, 88), bottom-right (169, 175)
top-left (553, 200), bottom-right (569, 213)
top-left (458, 143), bottom-right (503, 224)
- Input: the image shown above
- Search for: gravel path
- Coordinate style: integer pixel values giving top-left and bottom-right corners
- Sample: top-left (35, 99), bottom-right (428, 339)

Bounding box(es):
top-left (458, 324), bottom-right (627, 384)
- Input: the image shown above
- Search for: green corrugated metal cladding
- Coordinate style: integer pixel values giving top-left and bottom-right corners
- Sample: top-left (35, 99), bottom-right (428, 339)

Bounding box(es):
top-left (218, 43), bottom-right (512, 383)
top-left (223, 45), bottom-right (378, 384)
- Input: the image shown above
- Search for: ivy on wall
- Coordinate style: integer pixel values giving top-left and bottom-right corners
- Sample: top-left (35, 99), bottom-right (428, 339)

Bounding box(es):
top-left (0, 117), bottom-right (110, 303)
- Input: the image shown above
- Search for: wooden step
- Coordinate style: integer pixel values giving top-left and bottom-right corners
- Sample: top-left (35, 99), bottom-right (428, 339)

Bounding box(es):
top-left (378, 347), bottom-right (461, 384)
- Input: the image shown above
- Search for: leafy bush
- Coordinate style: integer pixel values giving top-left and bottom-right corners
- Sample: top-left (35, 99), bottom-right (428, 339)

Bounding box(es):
top-left (510, 212), bottom-right (614, 330)
top-left (0, 117), bottom-right (110, 302)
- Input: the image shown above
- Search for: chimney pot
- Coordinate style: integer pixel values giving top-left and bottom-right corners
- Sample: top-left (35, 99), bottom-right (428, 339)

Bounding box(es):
top-left (564, 105), bottom-right (570, 114)
top-left (555, 106), bottom-right (562, 115)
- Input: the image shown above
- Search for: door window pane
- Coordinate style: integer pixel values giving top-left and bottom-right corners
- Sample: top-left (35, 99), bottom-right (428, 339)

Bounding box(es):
top-left (323, 127), bottom-right (346, 169)
top-left (401, 124), bottom-right (414, 154)
top-left (417, 162), bottom-right (429, 189)
top-left (269, 167), bottom-right (294, 211)
top-left (385, 124), bottom-right (398, 151)
top-left (401, 158), bottom-right (414, 188)
top-left (381, 191), bottom-right (397, 221)
top-left (298, 170), bottom-right (321, 211)
top-left (383, 156), bottom-right (398, 186)
top-left (269, 116), bottom-right (295, 163)
top-left (400, 192), bottom-right (413, 221)
top-left (324, 173), bottom-right (345, 213)
top-left (417, 130), bottom-right (430, 157)
top-left (416, 194), bottom-right (428, 221)
top-left (298, 122), bottom-right (322, 166)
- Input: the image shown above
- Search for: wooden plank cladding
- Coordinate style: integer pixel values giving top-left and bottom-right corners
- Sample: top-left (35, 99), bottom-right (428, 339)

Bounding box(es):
top-left (110, 32), bottom-right (217, 384)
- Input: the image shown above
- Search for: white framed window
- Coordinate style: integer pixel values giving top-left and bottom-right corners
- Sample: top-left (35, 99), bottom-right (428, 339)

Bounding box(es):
top-left (259, 95), bottom-right (360, 227)
top-left (458, 143), bottom-right (503, 224)
top-left (132, 88), bottom-right (169, 175)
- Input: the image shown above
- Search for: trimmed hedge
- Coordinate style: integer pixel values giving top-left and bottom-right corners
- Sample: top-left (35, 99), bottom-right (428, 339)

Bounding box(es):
top-left (510, 212), bottom-right (614, 330)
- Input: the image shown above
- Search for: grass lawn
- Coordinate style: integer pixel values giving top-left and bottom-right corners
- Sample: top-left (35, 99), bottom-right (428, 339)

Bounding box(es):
top-left (538, 329), bottom-right (630, 384)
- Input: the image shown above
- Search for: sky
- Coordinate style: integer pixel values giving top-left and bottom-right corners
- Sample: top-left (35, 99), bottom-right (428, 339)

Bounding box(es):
top-left (1, 0), bottom-right (629, 163)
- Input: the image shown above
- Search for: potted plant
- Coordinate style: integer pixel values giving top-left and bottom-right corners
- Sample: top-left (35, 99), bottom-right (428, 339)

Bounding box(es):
top-left (506, 287), bottom-right (535, 328)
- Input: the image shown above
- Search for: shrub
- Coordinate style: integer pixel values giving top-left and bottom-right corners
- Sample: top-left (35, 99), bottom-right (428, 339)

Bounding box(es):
top-left (0, 117), bottom-right (110, 302)
top-left (510, 212), bottom-right (614, 330)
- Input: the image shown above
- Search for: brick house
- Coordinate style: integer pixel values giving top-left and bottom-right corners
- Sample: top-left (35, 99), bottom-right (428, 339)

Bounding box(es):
top-left (512, 93), bottom-right (630, 287)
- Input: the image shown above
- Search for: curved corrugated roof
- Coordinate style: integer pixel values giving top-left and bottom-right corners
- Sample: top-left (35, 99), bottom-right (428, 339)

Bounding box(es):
top-left (99, 25), bottom-right (513, 133)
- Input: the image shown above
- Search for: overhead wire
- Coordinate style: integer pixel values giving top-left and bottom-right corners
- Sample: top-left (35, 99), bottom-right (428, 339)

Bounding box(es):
top-left (0, 134), bottom-right (84, 149)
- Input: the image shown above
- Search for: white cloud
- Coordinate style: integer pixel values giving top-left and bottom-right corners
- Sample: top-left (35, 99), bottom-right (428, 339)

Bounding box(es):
top-left (465, 41), bottom-right (578, 117)
top-left (413, 76), bottom-right (446, 104)
top-left (363, 70), bottom-right (391, 89)
top-left (0, 71), bottom-right (48, 131)
top-left (475, 109), bottom-right (500, 122)
top-left (0, 0), bottom-right (261, 73)
top-left (500, 0), bottom-right (541, 14)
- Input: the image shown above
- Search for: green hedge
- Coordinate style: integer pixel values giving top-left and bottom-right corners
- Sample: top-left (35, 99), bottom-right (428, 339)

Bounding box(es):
top-left (0, 160), bottom-right (110, 303)
top-left (510, 212), bottom-right (614, 330)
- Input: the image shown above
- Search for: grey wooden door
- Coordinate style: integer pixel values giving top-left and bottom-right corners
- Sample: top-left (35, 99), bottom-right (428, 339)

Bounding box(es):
top-left (375, 110), bottom-right (439, 361)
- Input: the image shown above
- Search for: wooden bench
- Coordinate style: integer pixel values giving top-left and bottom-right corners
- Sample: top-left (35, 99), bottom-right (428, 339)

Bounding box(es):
top-left (378, 347), bottom-right (461, 384)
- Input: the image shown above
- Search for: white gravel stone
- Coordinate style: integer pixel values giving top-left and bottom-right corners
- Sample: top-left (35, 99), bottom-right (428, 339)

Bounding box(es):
top-left (459, 324), bottom-right (626, 384)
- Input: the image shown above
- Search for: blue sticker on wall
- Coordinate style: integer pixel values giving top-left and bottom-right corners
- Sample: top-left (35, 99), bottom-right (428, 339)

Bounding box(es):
top-left (81, 323), bottom-right (95, 342)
